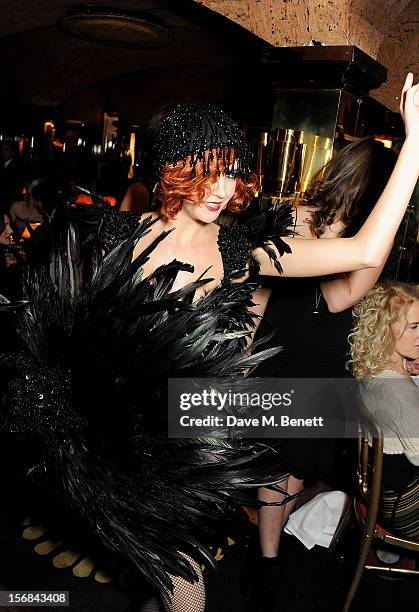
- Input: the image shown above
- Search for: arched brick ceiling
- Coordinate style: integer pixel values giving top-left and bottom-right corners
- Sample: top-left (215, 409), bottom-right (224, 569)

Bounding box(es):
top-left (347, 0), bottom-right (412, 57)
top-left (193, 0), bottom-right (350, 48)
top-left (350, 0), bottom-right (411, 23)
top-left (192, 0), bottom-right (419, 111)
top-left (375, 0), bottom-right (419, 111)
top-left (192, 0), bottom-right (411, 55)
top-left (0, 0), bottom-right (417, 115)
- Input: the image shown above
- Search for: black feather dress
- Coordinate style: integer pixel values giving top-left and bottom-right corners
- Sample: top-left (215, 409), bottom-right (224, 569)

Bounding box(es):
top-left (0, 204), bottom-right (293, 607)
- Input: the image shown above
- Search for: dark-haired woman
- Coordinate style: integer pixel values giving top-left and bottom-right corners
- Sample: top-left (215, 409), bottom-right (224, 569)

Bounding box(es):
top-left (249, 137), bottom-right (400, 608)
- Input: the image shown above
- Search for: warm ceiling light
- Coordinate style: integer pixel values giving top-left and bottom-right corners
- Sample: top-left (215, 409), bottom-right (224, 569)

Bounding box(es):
top-left (59, 5), bottom-right (172, 48)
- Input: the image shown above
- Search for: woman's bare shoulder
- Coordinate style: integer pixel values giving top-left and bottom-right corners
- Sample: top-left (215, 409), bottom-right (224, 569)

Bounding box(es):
top-left (295, 203), bottom-right (315, 218)
top-left (293, 204), bottom-right (315, 238)
top-left (295, 204), bottom-right (344, 239)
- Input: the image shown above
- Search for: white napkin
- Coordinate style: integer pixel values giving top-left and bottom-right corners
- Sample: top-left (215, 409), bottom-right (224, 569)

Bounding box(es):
top-left (284, 491), bottom-right (348, 550)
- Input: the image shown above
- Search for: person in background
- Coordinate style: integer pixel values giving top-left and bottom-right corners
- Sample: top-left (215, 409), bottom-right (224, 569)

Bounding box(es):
top-left (0, 141), bottom-right (23, 215)
top-left (120, 104), bottom-right (177, 214)
top-left (9, 178), bottom-right (44, 237)
top-left (247, 137), bottom-right (398, 610)
top-left (0, 213), bottom-right (20, 350)
top-left (350, 282), bottom-right (419, 539)
top-left (10, 179), bottom-right (60, 240)
top-left (0, 212), bottom-right (25, 296)
top-left (0, 212), bottom-right (13, 251)
top-left (120, 139), bottom-right (133, 180)
top-left (119, 166), bottom-right (150, 213)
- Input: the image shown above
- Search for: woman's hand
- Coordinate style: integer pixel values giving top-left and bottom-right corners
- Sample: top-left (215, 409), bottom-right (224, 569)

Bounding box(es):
top-left (400, 73), bottom-right (419, 139)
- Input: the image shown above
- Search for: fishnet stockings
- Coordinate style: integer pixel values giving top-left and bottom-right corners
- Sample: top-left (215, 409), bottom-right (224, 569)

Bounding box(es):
top-left (168, 554), bottom-right (206, 612)
top-left (139, 553), bottom-right (206, 612)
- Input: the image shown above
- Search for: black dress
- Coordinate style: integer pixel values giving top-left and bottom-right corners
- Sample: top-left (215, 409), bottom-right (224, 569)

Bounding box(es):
top-left (254, 276), bottom-right (354, 484)
top-left (255, 277), bottom-right (353, 378)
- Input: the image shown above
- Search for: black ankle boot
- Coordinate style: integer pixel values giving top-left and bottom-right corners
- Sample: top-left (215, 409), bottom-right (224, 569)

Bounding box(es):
top-left (250, 556), bottom-right (281, 612)
top-left (239, 528), bottom-right (262, 598)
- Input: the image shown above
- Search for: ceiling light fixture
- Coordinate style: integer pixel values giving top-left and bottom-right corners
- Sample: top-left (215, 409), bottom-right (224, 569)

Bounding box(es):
top-left (59, 5), bottom-right (172, 49)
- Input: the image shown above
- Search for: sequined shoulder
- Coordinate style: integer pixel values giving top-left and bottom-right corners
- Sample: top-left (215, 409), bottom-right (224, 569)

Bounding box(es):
top-left (217, 225), bottom-right (251, 277)
top-left (100, 209), bottom-right (141, 252)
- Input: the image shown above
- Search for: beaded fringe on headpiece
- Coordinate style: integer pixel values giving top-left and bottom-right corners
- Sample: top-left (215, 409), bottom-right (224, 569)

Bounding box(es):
top-left (152, 102), bottom-right (251, 182)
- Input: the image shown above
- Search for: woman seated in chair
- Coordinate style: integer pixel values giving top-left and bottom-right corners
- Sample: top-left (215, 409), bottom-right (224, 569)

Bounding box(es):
top-left (349, 282), bottom-right (419, 539)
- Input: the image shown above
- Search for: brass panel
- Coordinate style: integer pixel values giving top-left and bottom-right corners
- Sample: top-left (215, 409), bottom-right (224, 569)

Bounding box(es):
top-left (263, 128), bottom-right (304, 197)
top-left (298, 134), bottom-right (333, 193)
top-left (270, 89), bottom-right (340, 196)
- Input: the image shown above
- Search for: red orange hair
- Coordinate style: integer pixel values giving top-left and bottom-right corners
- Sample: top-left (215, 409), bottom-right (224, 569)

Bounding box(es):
top-left (154, 156), bottom-right (257, 219)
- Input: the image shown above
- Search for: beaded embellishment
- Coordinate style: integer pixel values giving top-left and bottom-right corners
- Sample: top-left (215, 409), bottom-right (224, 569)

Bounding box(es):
top-left (100, 209), bottom-right (140, 252)
top-left (217, 225), bottom-right (251, 277)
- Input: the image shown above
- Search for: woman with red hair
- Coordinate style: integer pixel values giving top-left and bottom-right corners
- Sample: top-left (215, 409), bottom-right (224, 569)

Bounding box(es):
top-left (1, 75), bottom-right (418, 612)
top-left (129, 76), bottom-right (418, 298)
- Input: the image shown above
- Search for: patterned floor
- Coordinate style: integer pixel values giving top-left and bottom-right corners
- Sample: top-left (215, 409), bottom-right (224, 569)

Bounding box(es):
top-left (1, 510), bottom-right (419, 612)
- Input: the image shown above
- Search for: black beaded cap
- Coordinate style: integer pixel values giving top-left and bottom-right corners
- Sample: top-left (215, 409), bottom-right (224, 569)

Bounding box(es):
top-left (152, 102), bottom-right (251, 182)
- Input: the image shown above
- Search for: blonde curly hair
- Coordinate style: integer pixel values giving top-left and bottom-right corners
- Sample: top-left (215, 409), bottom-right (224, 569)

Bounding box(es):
top-left (348, 282), bottom-right (419, 378)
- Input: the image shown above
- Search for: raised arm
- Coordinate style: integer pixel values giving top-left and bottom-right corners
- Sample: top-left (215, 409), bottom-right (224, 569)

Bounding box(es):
top-left (288, 206), bottom-right (392, 312)
top-left (256, 75), bottom-right (419, 279)
top-left (320, 243), bottom-right (392, 313)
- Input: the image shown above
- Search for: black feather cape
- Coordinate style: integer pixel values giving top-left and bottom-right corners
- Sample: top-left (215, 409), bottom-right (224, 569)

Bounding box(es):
top-left (0, 205), bottom-right (293, 606)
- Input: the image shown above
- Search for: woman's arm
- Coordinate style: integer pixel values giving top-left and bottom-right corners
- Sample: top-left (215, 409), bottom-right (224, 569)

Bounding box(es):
top-left (256, 75), bottom-right (419, 279)
top-left (291, 205), bottom-right (392, 312)
top-left (320, 243), bottom-right (393, 313)
top-left (298, 207), bottom-right (393, 312)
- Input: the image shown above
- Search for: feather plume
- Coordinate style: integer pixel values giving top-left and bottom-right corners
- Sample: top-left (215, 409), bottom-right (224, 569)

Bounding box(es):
top-left (0, 209), bottom-right (290, 607)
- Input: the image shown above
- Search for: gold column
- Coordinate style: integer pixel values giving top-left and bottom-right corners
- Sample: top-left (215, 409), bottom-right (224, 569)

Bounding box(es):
top-left (263, 128), bottom-right (304, 199)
